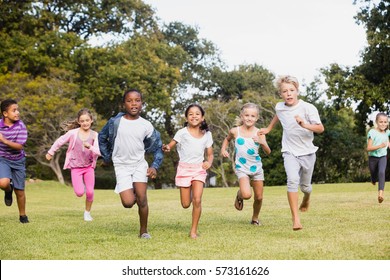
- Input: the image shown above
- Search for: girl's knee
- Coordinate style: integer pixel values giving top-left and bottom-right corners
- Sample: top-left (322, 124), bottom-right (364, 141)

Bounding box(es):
top-left (74, 192), bottom-right (84, 198)
top-left (86, 191), bottom-right (94, 201)
top-left (192, 197), bottom-right (202, 208)
top-left (240, 189), bottom-right (252, 200)
top-left (181, 202), bottom-right (191, 209)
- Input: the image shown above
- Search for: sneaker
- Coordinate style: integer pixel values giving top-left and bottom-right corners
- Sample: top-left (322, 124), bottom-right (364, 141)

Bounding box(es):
top-left (4, 183), bottom-right (13, 206)
top-left (84, 211), bottom-right (93, 221)
top-left (139, 232), bottom-right (151, 239)
top-left (19, 215), bottom-right (29, 223)
top-left (250, 220), bottom-right (262, 226)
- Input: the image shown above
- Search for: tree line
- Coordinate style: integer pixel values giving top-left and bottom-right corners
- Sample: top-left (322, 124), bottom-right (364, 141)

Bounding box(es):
top-left (0, 0), bottom-right (389, 188)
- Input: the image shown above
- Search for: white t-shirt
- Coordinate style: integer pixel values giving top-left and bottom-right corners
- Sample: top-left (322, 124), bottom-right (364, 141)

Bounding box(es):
top-left (275, 100), bottom-right (322, 156)
top-left (112, 116), bottom-right (153, 165)
top-left (173, 127), bottom-right (213, 164)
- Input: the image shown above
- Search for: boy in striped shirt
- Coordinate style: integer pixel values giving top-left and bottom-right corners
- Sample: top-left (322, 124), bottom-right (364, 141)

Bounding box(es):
top-left (0, 99), bottom-right (29, 223)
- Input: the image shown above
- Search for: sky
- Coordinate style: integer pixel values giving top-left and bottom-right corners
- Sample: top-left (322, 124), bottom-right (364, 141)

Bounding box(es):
top-left (144, 0), bottom-right (368, 83)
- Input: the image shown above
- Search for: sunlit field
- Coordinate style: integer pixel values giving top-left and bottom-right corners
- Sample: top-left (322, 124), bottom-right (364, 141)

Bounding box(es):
top-left (0, 181), bottom-right (389, 260)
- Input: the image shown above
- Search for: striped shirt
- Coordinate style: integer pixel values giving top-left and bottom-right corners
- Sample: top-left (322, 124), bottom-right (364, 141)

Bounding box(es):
top-left (0, 119), bottom-right (28, 160)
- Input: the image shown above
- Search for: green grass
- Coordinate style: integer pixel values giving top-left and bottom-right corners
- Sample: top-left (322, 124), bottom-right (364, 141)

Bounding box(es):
top-left (0, 181), bottom-right (389, 260)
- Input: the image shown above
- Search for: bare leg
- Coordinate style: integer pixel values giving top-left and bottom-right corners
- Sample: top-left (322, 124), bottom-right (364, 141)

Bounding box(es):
top-left (378, 190), bottom-right (384, 203)
top-left (189, 181), bottom-right (204, 239)
top-left (119, 188), bottom-right (136, 208)
top-left (235, 177), bottom-right (252, 210)
top-left (299, 192), bottom-right (310, 212)
top-left (179, 186), bottom-right (191, 209)
top-left (0, 178), bottom-right (12, 192)
top-left (287, 191), bottom-right (302, 230)
top-left (14, 189), bottom-right (26, 216)
top-left (85, 200), bottom-right (93, 212)
top-left (251, 180), bottom-right (263, 224)
top-left (134, 182), bottom-right (149, 236)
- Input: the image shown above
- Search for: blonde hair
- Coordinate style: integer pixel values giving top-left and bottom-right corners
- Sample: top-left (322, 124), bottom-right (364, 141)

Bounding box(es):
top-left (274, 75), bottom-right (300, 93)
top-left (234, 103), bottom-right (259, 126)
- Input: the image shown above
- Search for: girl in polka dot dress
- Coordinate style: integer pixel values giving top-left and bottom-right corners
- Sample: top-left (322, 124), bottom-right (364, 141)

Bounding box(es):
top-left (221, 103), bottom-right (271, 225)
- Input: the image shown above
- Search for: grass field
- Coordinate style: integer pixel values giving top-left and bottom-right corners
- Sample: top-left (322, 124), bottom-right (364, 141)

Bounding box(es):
top-left (0, 181), bottom-right (389, 260)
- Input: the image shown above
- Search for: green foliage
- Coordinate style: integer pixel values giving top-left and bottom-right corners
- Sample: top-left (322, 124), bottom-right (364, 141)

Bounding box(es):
top-left (322, 0), bottom-right (390, 134)
top-left (0, 0), bottom-right (385, 187)
top-left (0, 0), bottom-right (156, 39)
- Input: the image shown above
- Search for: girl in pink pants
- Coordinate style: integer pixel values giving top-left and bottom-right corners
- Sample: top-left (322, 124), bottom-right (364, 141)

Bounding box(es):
top-left (46, 108), bottom-right (101, 221)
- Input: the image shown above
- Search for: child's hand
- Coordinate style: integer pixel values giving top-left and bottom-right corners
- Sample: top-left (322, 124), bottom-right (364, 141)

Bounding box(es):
top-left (202, 161), bottom-right (211, 170)
top-left (0, 132), bottom-right (4, 143)
top-left (258, 128), bottom-right (270, 135)
top-left (221, 149), bottom-right (229, 158)
top-left (295, 115), bottom-right (304, 126)
top-left (253, 134), bottom-right (266, 145)
top-left (147, 167), bottom-right (157, 179)
top-left (83, 142), bottom-right (91, 149)
top-left (162, 144), bottom-right (170, 152)
top-left (45, 153), bottom-right (52, 161)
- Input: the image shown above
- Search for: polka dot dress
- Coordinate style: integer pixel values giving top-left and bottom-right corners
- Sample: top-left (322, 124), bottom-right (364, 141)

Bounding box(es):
top-left (235, 128), bottom-right (262, 174)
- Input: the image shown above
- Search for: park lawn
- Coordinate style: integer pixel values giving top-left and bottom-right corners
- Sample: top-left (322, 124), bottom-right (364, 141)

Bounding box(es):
top-left (0, 181), bottom-right (389, 260)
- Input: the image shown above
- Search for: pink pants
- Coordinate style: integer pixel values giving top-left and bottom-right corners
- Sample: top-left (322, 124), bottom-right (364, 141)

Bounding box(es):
top-left (70, 166), bottom-right (95, 202)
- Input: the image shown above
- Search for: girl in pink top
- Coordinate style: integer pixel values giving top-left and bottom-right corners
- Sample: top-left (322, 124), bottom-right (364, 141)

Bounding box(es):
top-left (46, 108), bottom-right (101, 221)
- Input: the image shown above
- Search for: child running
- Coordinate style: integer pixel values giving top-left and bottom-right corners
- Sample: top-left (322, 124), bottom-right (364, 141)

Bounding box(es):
top-left (0, 99), bottom-right (29, 223)
top-left (162, 104), bottom-right (214, 239)
top-left (367, 112), bottom-right (390, 203)
top-left (46, 108), bottom-right (101, 221)
top-left (98, 89), bottom-right (163, 239)
top-left (259, 75), bottom-right (324, 230)
top-left (221, 103), bottom-right (271, 226)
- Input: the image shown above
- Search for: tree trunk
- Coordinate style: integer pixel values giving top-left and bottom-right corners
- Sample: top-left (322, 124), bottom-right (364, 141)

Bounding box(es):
top-left (50, 155), bottom-right (65, 185)
top-left (32, 151), bottom-right (66, 185)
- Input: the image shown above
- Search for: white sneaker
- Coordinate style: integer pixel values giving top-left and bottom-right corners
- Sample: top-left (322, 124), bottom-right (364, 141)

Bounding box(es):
top-left (84, 211), bottom-right (93, 221)
top-left (139, 232), bottom-right (151, 239)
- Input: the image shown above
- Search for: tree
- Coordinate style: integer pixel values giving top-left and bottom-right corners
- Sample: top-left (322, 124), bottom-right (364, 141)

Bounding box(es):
top-left (0, 72), bottom-right (96, 184)
top-left (0, 0), bottom-right (156, 39)
top-left (322, 0), bottom-right (390, 134)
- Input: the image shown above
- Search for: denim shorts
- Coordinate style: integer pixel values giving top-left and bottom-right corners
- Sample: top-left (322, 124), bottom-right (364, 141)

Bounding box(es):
top-left (0, 157), bottom-right (26, 190)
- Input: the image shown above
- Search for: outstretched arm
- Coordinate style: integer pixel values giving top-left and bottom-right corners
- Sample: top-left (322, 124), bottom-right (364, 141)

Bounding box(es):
top-left (254, 134), bottom-right (271, 155)
top-left (162, 139), bottom-right (177, 152)
top-left (258, 115), bottom-right (279, 135)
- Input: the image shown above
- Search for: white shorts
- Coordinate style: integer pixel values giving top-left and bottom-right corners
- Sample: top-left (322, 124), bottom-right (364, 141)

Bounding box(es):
top-left (113, 160), bottom-right (148, 193)
top-left (235, 168), bottom-right (264, 181)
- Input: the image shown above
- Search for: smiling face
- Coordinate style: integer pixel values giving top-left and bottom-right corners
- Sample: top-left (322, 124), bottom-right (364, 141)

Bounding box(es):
top-left (185, 105), bottom-right (204, 127)
top-left (240, 107), bottom-right (259, 128)
top-left (376, 115), bottom-right (389, 132)
top-left (123, 91), bottom-right (142, 119)
top-left (2, 104), bottom-right (20, 125)
top-left (280, 82), bottom-right (299, 106)
top-left (78, 113), bottom-right (93, 131)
